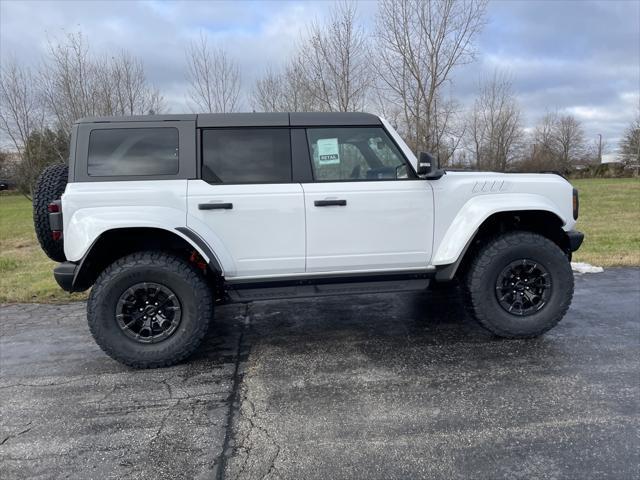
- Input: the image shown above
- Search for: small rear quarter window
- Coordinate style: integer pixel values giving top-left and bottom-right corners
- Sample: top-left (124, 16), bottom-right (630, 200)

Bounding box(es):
top-left (88, 128), bottom-right (179, 177)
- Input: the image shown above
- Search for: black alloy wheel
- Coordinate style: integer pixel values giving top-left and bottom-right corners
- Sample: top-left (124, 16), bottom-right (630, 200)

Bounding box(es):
top-left (495, 259), bottom-right (551, 316)
top-left (116, 282), bottom-right (182, 343)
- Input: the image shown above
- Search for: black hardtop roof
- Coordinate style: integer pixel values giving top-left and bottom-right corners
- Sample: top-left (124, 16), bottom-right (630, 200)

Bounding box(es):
top-left (75, 112), bottom-right (382, 127)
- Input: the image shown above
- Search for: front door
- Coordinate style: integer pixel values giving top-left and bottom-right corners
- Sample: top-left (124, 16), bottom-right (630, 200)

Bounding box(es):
top-left (302, 126), bottom-right (434, 273)
top-left (187, 127), bottom-right (305, 278)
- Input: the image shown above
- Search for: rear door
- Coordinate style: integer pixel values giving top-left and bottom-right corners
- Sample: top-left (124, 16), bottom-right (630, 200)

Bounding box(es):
top-left (187, 127), bottom-right (305, 278)
top-left (301, 126), bottom-right (434, 273)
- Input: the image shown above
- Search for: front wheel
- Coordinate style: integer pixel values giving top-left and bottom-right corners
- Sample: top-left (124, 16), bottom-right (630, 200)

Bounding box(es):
top-left (88, 252), bottom-right (213, 368)
top-left (462, 231), bottom-right (574, 338)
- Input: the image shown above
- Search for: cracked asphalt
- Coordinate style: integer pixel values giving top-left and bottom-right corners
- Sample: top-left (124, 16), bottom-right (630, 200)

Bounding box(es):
top-left (1, 268), bottom-right (639, 479)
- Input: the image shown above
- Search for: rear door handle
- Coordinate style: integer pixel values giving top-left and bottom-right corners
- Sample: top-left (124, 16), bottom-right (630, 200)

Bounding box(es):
top-left (199, 202), bottom-right (233, 210)
top-left (314, 199), bottom-right (347, 207)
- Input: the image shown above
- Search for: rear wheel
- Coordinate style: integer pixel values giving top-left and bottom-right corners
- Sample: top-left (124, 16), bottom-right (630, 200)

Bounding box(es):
top-left (462, 231), bottom-right (573, 338)
top-left (88, 251), bottom-right (213, 368)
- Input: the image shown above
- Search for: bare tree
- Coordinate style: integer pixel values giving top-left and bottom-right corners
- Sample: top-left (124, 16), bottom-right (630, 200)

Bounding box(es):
top-left (526, 112), bottom-right (586, 173)
top-left (554, 114), bottom-right (585, 171)
top-left (40, 33), bottom-right (164, 132)
top-left (431, 93), bottom-right (466, 165)
top-left (369, 80), bottom-right (404, 128)
top-left (297, 1), bottom-right (371, 112)
top-left (0, 63), bottom-right (70, 198)
top-left (0, 62), bottom-right (44, 155)
top-left (185, 34), bottom-right (240, 113)
top-left (40, 33), bottom-right (100, 132)
top-left (0, 62), bottom-right (55, 198)
top-left (574, 135), bottom-right (607, 168)
top-left (375, 0), bottom-right (488, 153)
top-left (619, 113), bottom-right (640, 167)
top-left (104, 51), bottom-right (164, 115)
top-left (4, 34), bottom-right (162, 196)
top-left (14, 127), bottom-right (69, 198)
top-left (251, 66), bottom-right (285, 112)
top-left (526, 113), bottom-right (560, 171)
top-left (468, 71), bottom-right (523, 171)
top-left (251, 61), bottom-right (319, 112)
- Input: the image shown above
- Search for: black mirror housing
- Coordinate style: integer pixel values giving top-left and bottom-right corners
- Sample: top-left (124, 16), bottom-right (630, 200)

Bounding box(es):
top-left (417, 152), bottom-right (445, 179)
top-left (417, 152), bottom-right (437, 175)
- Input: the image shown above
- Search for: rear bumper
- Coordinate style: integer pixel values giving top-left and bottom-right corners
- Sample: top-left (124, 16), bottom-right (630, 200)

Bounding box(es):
top-left (566, 230), bottom-right (584, 252)
top-left (53, 262), bottom-right (79, 292)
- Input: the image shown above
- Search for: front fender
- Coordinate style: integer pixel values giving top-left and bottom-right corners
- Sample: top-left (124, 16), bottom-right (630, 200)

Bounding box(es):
top-left (432, 193), bottom-right (567, 266)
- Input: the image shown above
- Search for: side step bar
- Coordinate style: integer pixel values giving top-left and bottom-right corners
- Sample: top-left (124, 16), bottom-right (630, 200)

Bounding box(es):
top-left (225, 272), bottom-right (432, 302)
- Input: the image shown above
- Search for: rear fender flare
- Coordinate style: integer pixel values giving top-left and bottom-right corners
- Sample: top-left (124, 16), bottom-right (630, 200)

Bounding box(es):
top-left (64, 207), bottom-right (233, 274)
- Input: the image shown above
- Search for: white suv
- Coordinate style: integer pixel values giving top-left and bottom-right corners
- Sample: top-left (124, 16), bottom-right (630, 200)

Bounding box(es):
top-left (33, 112), bottom-right (583, 368)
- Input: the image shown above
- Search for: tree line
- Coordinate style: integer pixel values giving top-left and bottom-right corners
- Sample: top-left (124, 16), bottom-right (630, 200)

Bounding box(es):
top-left (1, 0), bottom-right (638, 198)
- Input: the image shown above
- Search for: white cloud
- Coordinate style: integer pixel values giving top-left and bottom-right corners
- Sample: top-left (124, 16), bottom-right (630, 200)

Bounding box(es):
top-left (1, 0), bottom-right (637, 144)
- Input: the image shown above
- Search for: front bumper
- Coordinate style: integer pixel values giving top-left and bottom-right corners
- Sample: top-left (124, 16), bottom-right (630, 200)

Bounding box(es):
top-left (566, 230), bottom-right (584, 252)
top-left (53, 262), bottom-right (79, 292)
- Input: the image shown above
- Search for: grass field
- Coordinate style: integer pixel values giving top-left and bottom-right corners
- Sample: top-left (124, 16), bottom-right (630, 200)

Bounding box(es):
top-left (0, 194), bottom-right (87, 303)
top-left (1, 177), bottom-right (638, 303)
top-left (571, 178), bottom-right (640, 267)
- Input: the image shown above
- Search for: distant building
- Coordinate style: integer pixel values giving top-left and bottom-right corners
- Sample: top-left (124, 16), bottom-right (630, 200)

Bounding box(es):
top-left (601, 153), bottom-right (619, 163)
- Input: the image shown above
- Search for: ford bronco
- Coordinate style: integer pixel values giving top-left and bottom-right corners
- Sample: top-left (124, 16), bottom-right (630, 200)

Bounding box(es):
top-left (33, 112), bottom-right (583, 368)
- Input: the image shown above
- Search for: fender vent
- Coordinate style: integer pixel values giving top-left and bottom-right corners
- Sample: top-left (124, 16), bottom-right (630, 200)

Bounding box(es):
top-left (472, 181), bottom-right (507, 193)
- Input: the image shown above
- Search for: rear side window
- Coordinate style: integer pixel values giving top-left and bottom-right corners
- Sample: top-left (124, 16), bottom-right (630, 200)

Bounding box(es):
top-left (202, 128), bottom-right (291, 184)
top-left (88, 128), bottom-right (179, 177)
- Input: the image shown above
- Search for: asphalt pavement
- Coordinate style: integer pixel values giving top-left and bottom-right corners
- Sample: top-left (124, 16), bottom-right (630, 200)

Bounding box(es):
top-left (1, 268), bottom-right (639, 479)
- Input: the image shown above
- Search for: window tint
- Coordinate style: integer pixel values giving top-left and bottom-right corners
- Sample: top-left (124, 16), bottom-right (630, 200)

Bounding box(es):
top-left (88, 128), bottom-right (179, 177)
top-left (307, 127), bottom-right (413, 182)
top-left (202, 129), bottom-right (291, 184)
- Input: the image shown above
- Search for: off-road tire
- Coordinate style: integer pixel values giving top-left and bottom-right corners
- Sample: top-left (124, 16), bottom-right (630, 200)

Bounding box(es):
top-left (462, 231), bottom-right (574, 338)
top-left (33, 163), bottom-right (68, 262)
top-left (87, 251), bottom-right (213, 368)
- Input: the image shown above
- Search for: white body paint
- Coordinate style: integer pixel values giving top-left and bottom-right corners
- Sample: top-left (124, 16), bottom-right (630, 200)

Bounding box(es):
top-left (62, 118), bottom-right (576, 279)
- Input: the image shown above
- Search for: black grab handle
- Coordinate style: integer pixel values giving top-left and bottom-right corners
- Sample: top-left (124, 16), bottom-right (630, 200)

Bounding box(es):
top-left (314, 199), bottom-right (347, 207)
top-left (199, 203), bottom-right (233, 210)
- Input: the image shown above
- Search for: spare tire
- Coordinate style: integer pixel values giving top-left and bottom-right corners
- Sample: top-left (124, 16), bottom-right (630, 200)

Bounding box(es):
top-left (33, 164), bottom-right (68, 262)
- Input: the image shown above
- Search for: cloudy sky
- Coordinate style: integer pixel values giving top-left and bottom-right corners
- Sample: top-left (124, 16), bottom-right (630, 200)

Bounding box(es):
top-left (1, 0), bottom-right (638, 152)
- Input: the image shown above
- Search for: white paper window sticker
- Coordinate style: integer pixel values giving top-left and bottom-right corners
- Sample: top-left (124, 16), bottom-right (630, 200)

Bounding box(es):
top-left (317, 138), bottom-right (340, 165)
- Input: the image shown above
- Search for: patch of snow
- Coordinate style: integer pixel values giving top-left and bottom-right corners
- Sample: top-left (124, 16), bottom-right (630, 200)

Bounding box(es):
top-left (571, 262), bottom-right (604, 274)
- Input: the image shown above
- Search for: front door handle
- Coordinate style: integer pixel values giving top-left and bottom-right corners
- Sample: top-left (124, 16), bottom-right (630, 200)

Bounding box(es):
top-left (314, 199), bottom-right (347, 207)
top-left (199, 202), bottom-right (233, 210)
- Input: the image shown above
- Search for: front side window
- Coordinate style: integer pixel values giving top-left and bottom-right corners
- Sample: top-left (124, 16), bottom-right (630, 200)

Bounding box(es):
top-left (307, 127), bottom-right (414, 181)
top-left (202, 128), bottom-right (291, 184)
top-left (88, 128), bottom-right (179, 176)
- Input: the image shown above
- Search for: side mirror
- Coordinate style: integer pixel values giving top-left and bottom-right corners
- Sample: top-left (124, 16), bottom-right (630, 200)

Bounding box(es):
top-left (417, 152), bottom-right (445, 180)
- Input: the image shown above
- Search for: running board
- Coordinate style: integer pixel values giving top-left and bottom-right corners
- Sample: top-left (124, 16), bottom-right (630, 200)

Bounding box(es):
top-left (225, 272), bottom-right (431, 302)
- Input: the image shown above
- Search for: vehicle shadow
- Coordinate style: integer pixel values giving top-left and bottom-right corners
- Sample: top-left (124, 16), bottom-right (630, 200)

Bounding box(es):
top-left (208, 287), bottom-right (570, 372)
